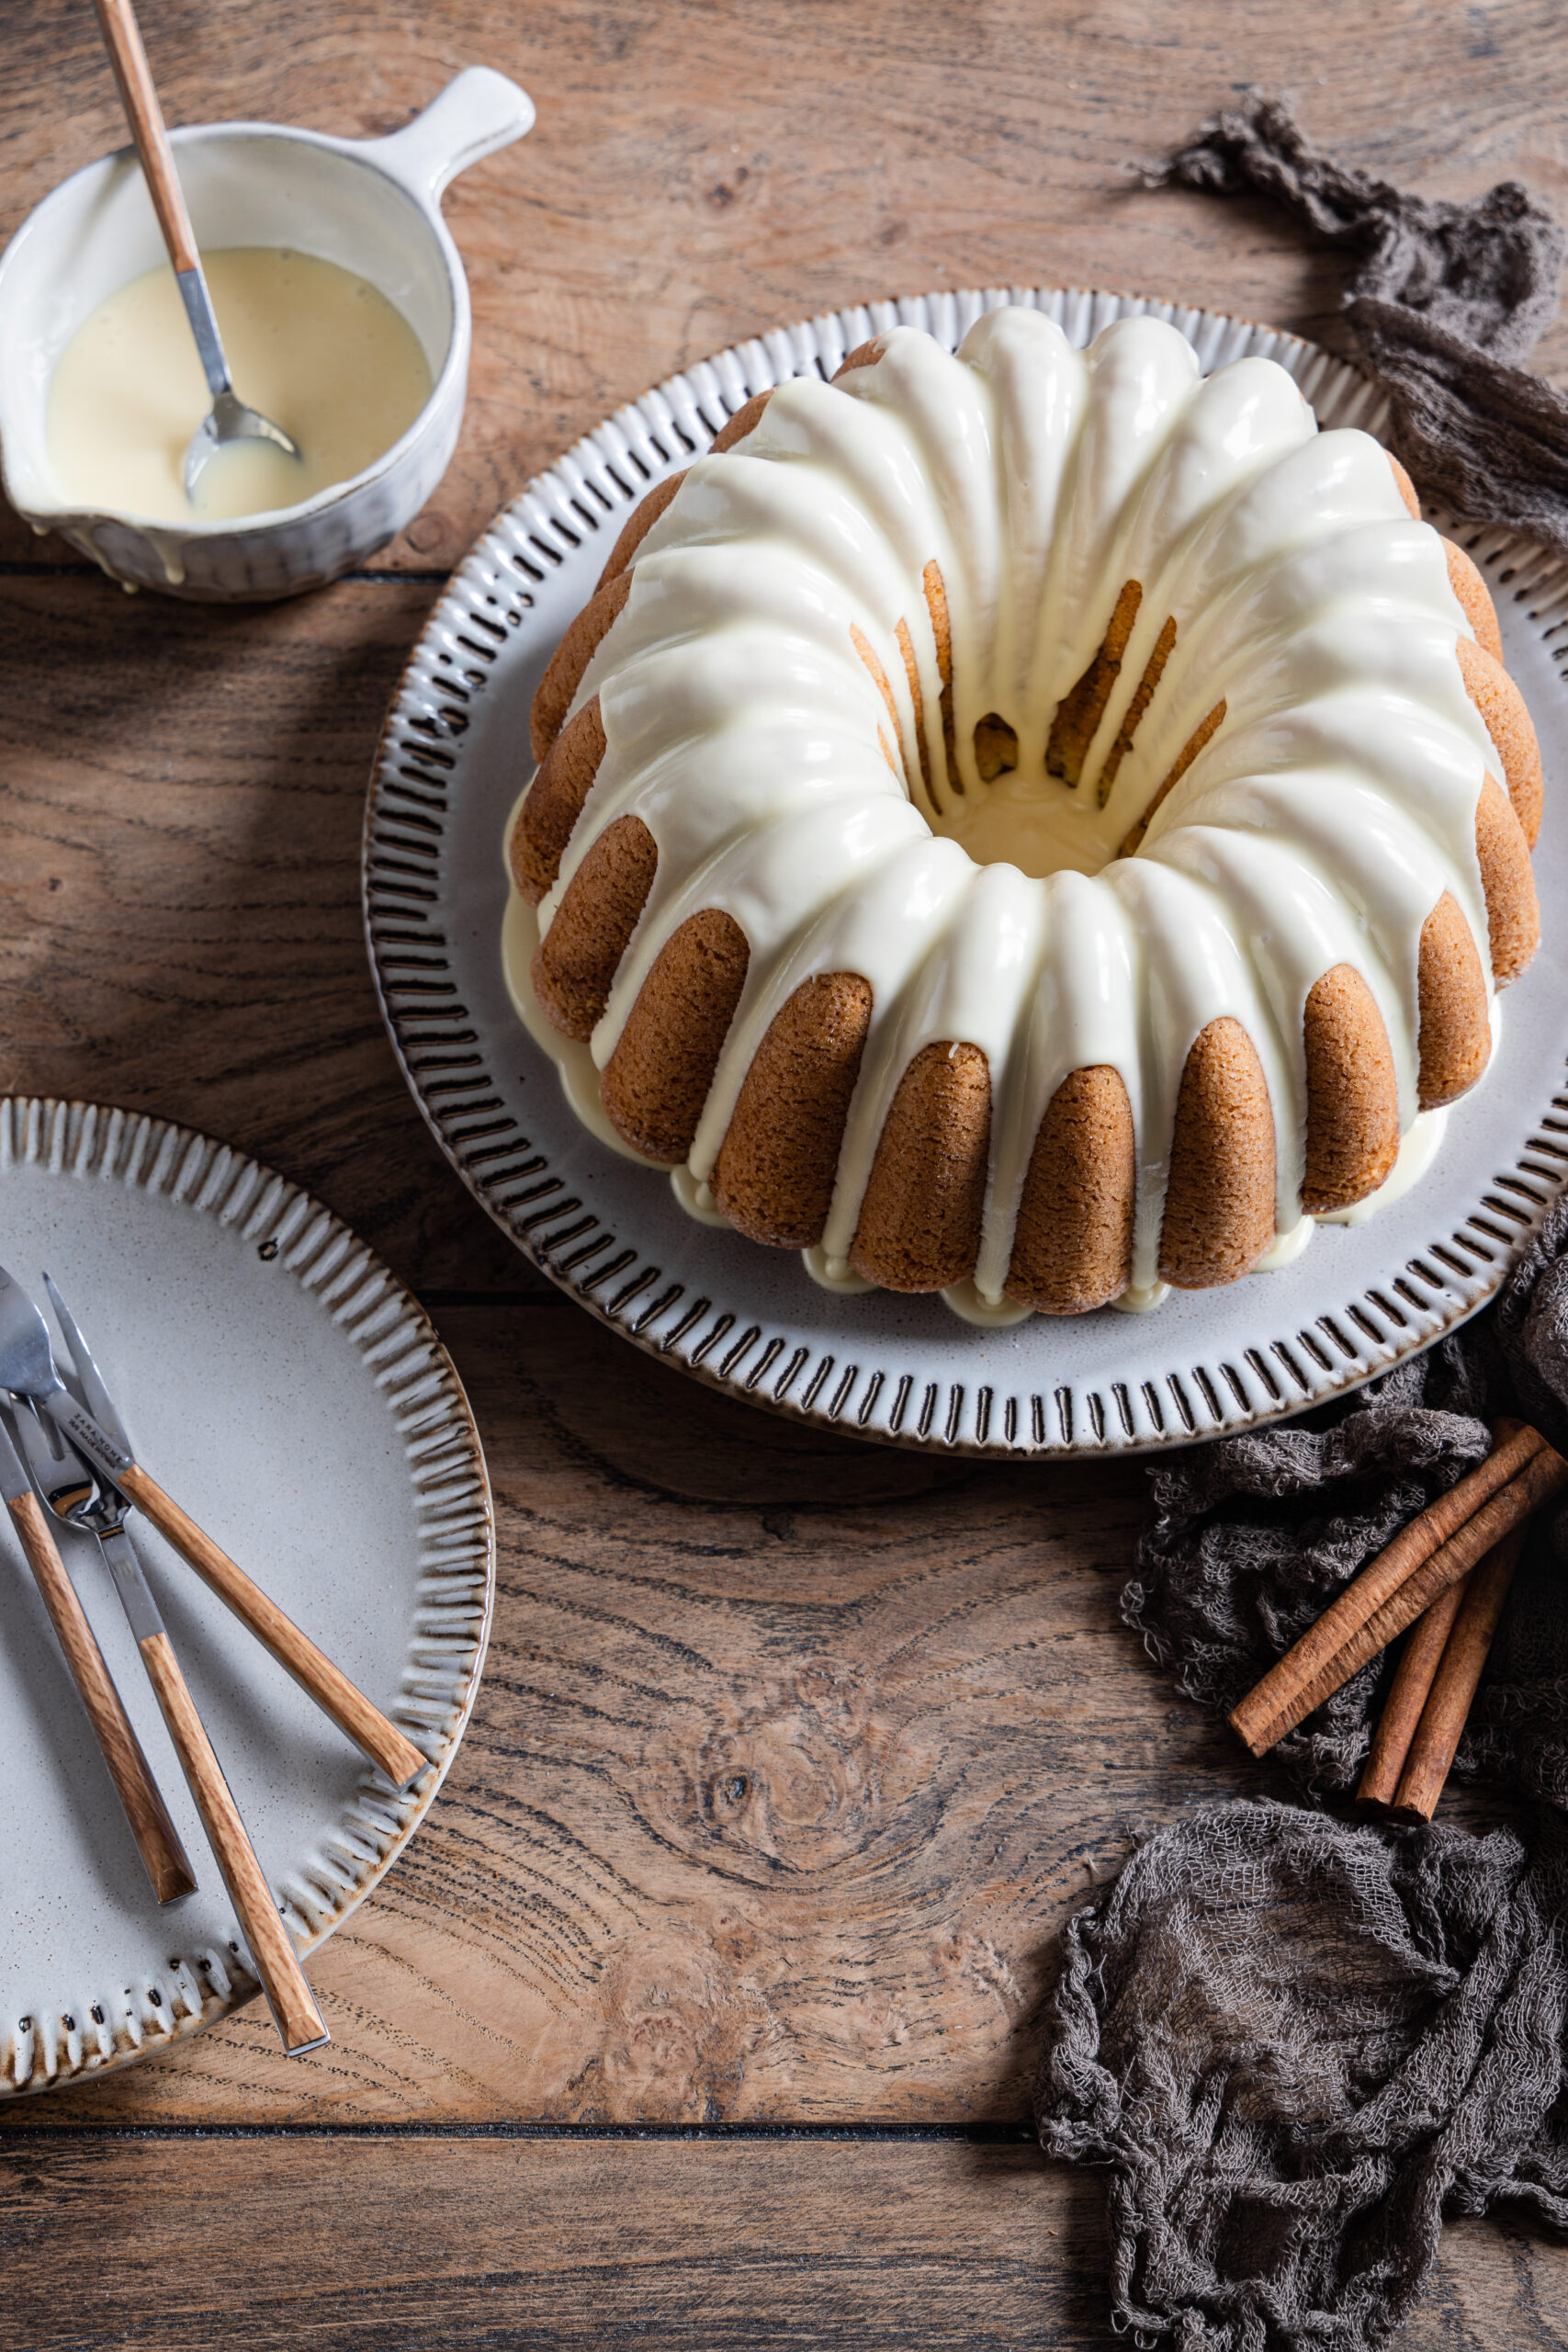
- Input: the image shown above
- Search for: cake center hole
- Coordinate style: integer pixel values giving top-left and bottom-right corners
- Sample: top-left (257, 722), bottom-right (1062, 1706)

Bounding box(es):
top-left (925, 707), bottom-right (1117, 881)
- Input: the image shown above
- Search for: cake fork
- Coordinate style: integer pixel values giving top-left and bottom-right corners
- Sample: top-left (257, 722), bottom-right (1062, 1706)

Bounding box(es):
top-left (13, 1283), bottom-right (329, 2055)
top-left (0, 1406), bottom-right (196, 1904)
top-left (0, 1260), bottom-right (427, 1790)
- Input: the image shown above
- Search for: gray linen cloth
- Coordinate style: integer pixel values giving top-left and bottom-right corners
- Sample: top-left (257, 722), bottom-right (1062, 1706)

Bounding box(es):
top-left (1145, 90), bottom-right (1568, 558)
top-left (1033, 1203), bottom-right (1568, 2352)
top-left (1032, 101), bottom-right (1568, 2350)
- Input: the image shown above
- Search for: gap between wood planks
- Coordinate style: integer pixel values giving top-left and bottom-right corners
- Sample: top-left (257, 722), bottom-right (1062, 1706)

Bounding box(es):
top-left (0, 559), bottom-right (452, 583)
top-left (1, 2120), bottom-right (1036, 2142)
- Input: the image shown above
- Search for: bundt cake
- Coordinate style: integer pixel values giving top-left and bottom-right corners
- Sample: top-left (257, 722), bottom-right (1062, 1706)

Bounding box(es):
top-left (507, 307), bottom-right (1542, 1315)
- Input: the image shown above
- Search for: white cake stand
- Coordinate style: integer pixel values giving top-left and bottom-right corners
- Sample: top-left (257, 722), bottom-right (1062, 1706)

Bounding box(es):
top-left (364, 285), bottom-right (1568, 1460)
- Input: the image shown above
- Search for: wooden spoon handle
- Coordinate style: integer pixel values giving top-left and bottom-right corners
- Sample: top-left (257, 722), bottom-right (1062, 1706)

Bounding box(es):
top-left (137, 1630), bottom-right (328, 2056)
top-left (118, 1462), bottom-right (428, 1790)
top-left (93, 0), bottom-right (200, 274)
top-left (7, 1489), bottom-right (197, 1904)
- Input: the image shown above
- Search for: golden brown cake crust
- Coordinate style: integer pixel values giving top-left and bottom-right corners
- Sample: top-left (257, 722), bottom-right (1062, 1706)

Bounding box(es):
top-left (709, 390), bottom-right (773, 455)
top-left (532, 813), bottom-right (658, 1041)
top-left (973, 712), bottom-right (1020, 782)
top-left (597, 471), bottom-right (688, 591)
top-left (922, 560), bottom-right (960, 797)
top-left (922, 560), bottom-right (953, 679)
top-left (1474, 775), bottom-right (1540, 988)
top-left (850, 624), bottom-right (908, 775)
top-left (1416, 889), bottom-right (1491, 1109)
top-left (513, 695), bottom-right (606, 906)
top-left (1121, 698), bottom-right (1226, 856)
top-left (1046, 579), bottom-right (1144, 787)
top-left (1388, 453), bottom-right (1421, 518)
top-left (1098, 614), bottom-right (1178, 804)
top-left (530, 571), bottom-right (632, 763)
top-left (1157, 1016), bottom-right (1276, 1287)
top-left (850, 1041), bottom-right (991, 1291)
top-left (1301, 965), bottom-right (1400, 1214)
top-left (1441, 537), bottom-right (1503, 662)
top-left (601, 909), bottom-right (750, 1164)
top-left (713, 973), bottom-right (874, 1247)
top-left (1005, 1065), bottom-right (1134, 1313)
top-left (833, 338), bottom-right (888, 379)
top-left (1457, 636), bottom-right (1542, 848)
top-left (895, 616), bottom-right (932, 799)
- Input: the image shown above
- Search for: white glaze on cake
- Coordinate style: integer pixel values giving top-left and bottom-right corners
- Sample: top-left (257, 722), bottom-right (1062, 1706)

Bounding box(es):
top-left (519, 309), bottom-right (1506, 1307)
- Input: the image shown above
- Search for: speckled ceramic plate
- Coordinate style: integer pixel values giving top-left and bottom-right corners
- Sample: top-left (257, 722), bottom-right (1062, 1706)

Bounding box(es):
top-left (365, 284), bottom-right (1568, 1459)
top-left (0, 1099), bottom-right (493, 2095)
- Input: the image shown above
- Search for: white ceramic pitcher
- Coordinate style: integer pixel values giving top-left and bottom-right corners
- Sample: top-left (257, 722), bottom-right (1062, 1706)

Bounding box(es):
top-left (0, 66), bottom-right (534, 599)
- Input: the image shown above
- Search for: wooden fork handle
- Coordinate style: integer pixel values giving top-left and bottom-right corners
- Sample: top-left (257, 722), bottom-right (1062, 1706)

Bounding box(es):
top-left (118, 1463), bottom-right (428, 1790)
top-left (137, 1630), bottom-right (328, 2057)
top-left (93, 0), bottom-right (201, 274)
top-left (7, 1489), bottom-right (197, 1905)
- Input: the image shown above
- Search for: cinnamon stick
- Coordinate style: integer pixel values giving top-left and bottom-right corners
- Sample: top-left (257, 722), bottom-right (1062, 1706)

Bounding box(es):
top-left (1354, 1572), bottom-right (1473, 1814)
top-left (1389, 1523), bottom-right (1527, 1824)
top-left (1230, 1420), bottom-right (1566, 1757)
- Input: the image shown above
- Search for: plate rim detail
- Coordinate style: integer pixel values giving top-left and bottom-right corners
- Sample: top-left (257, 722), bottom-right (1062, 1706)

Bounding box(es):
top-left (0, 1093), bottom-right (496, 2098)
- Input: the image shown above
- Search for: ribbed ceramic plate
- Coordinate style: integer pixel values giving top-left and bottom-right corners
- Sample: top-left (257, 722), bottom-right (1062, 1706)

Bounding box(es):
top-left (0, 1099), bottom-right (493, 2095)
top-left (365, 284), bottom-right (1568, 1459)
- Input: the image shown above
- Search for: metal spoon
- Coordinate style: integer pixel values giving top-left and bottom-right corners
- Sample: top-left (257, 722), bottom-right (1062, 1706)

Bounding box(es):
top-left (94, 0), bottom-right (301, 501)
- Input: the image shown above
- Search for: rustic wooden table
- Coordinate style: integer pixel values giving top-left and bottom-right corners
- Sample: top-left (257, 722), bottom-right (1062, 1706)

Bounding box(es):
top-left (4, 2), bottom-right (1567, 2342)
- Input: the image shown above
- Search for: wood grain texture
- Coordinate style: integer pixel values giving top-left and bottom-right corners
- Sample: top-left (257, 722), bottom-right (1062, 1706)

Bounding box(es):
top-left (4, 2133), bottom-right (1564, 2352)
top-left (6, 5), bottom-right (1568, 2340)
top-left (23, 1299), bottom-right (1167, 2124)
top-left (6, 1488), bottom-right (196, 1905)
top-left (121, 1465), bottom-right (427, 1789)
top-left (0, 574), bottom-right (537, 1298)
top-left (6, 1), bottom-right (1568, 576)
top-left (137, 1631), bottom-right (329, 2055)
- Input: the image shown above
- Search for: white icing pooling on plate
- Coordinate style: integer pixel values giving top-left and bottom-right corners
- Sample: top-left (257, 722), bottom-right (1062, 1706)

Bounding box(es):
top-left (1111, 1279), bottom-right (1172, 1316)
top-left (670, 1166), bottom-right (730, 1227)
top-left (1103, 1105), bottom-right (1452, 1312)
top-left (1320, 1101), bottom-right (1451, 1227)
top-left (522, 308), bottom-right (1509, 1310)
top-left (800, 1245), bottom-right (877, 1296)
top-left (939, 1279), bottom-right (1036, 1329)
top-left (1256, 1216), bottom-right (1318, 1272)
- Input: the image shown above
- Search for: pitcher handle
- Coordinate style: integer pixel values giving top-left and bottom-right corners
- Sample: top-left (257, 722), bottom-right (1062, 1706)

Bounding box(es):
top-left (361, 66), bottom-right (534, 206)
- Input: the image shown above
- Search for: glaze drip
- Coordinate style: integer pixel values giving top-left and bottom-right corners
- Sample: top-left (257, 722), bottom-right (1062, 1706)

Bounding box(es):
top-left (521, 308), bottom-right (1518, 1308)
